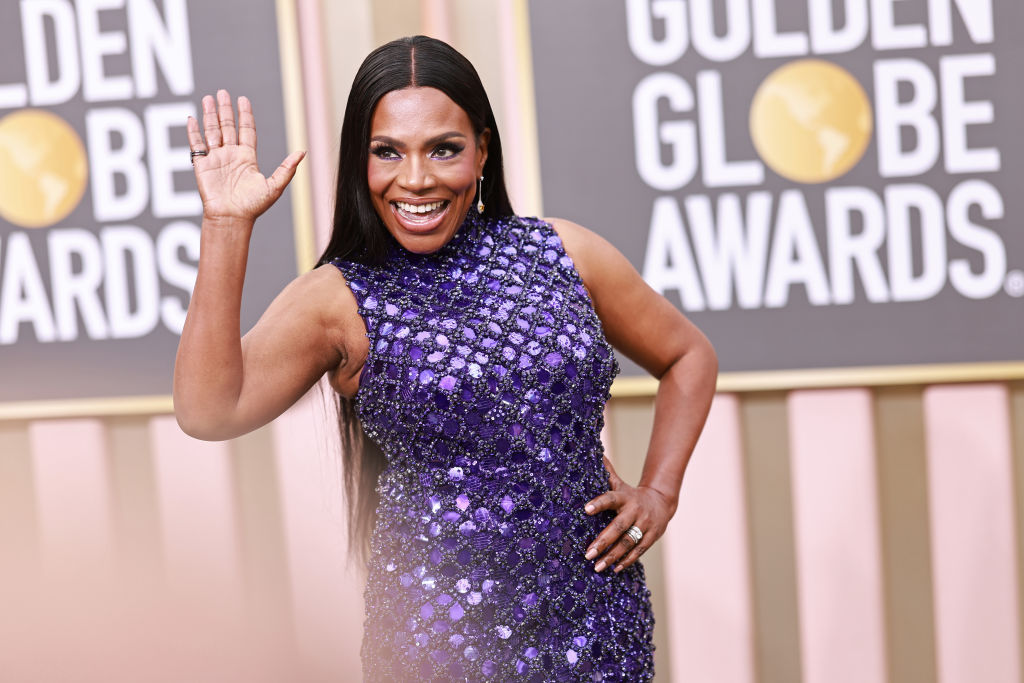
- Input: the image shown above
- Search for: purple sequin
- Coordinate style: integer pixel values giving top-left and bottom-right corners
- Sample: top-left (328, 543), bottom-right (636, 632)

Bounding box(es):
top-left (332, 214), bottom-right (654, 681)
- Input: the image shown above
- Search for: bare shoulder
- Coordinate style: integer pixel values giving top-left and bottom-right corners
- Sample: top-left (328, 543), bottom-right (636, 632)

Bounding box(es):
top-left (544, 216), bottom-right (633, 290)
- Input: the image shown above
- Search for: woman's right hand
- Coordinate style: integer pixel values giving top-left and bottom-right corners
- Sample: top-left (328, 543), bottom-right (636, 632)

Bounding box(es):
top-left (186, 89), bottom-right (305, 225)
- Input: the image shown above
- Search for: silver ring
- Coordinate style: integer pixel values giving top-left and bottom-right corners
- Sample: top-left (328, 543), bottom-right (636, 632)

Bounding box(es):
top-left (190, 149), bottom-right (208, 164)
top-left (625, 525), bottom-right (643, 545)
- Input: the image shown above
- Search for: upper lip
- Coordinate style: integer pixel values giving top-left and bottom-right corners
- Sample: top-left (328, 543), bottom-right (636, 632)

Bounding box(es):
top-left (390, 198), bottom-right (449, 205)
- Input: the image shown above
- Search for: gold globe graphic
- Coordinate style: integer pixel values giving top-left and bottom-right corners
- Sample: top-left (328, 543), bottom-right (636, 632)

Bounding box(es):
top-left (750, 59), bottom-right (872, 184)
top-left (0, 109), bottom-right (88, 228)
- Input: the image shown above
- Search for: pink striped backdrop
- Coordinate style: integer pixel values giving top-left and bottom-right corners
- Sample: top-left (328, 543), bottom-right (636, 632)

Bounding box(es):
top-left (1, 2), bottom-right (1020, 681)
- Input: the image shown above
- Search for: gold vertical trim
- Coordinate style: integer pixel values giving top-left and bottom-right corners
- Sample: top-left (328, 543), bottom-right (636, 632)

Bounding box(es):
top-left (1009, 380), bottom-right (1024, 675)
top-left (276, 0), bottom-right (317, 273)
top-left (873, 387), bottom-right (937, 683)
top-left (512, 0), bottom-right (544, 216)
top-left (739, 392), bottom-right (803, 683)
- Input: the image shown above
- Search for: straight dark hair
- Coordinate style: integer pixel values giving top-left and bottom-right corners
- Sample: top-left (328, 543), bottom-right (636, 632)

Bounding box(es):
top-left (317, 36), bottom-right (514, 561)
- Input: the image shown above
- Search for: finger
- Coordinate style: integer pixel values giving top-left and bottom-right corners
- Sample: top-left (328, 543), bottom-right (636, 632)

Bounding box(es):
top-left (584, 489), bottom-right (622, 515)
top-left (217, 89), bottom-right (238, 146)
top-left (584, 510), bottom-right (635, 565)
top-left (202, 95), bottom-right (222, 148)
top-left (186, 116), bottom-right (206, 151)
top-left (237, 96), bottom-right (257, 151)
top-left (613, 530), bottom-right (657, 573)
top-left (594, 524), bottom-right (641, 573)
top-left (266, 151), bottom-right (306, 197)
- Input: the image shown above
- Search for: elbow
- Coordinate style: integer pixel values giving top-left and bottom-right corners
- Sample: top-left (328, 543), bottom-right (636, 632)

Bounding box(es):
top-left (173, 399), bottom-right (236, 442)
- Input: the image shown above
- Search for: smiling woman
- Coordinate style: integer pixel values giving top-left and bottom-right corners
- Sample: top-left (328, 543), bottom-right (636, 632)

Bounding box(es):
top-left (365, 87), bottom-right (489, 253)
top-left (174, 35), bottom-right (717, 681)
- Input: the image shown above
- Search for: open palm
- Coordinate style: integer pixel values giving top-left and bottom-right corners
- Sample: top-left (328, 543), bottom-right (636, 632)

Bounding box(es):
top-left (187, 89), bottom-right (304, 223)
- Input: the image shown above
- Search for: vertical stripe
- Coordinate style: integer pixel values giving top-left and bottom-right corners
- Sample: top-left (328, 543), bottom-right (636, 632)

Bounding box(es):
top-left (788, 389), bottom-right (887, 683)
top-left (275, 0), bottom-right (316, 273)
top-left (421, 0), bottom-right (452, 42)
top-left (319, 0), bottom-right (374, 131)
top-left (603, 396), bottom-right (672, 679)
top-left (1010, 380), bottom-right (1024, 672)
top-left (105, 416), bottom-right (162, 578)
top-left (149, 416), bottom-right (241, 601)
top-left (740, 391), bottom-right (803, 683)
top-left (663, 393), bottom-right (755, 683)
top-left (498, 0), bottom-right (544, 216)
top-left (273, 389), bottom-right (364, 680)
top-left (230, 423), bottom-right (297, 659)
top-left (873, 386), bottom-right (937, 683)
top-left (296, 0), bottom-right (336, 252)
top-left (497, 0), bottom-right (527, 213)
top-left (0, 421), bottom-right (37, 575)
top-left (923, 384), bottom-right (1021, 683)
top-left (372, 0), bottom-right (423, 42)
top-left (29, 419), bottom-right (113, 573)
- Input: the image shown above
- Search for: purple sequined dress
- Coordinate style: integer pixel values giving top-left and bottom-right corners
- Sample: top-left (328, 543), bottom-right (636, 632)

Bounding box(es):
top-left (332, 214), bottom-right (654, 682)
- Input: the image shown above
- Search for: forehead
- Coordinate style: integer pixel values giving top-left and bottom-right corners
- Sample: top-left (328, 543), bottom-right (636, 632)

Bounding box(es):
top-left (370, 87), bottom-right (474, 138)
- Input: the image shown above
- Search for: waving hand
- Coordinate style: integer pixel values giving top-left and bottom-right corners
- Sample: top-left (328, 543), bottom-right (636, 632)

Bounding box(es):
top-left (186, 89), bottom-right (305, 223)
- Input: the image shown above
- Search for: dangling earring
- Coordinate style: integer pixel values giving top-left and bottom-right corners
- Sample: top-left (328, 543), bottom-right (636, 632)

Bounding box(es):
top-left (476, 175), bottom-right (485, 214)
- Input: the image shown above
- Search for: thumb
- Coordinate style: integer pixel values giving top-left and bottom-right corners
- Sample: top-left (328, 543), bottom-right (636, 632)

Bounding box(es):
top-left (603, 456), bottom-right (623, 487)
top-left (267, 150), bottom-right (306, 196)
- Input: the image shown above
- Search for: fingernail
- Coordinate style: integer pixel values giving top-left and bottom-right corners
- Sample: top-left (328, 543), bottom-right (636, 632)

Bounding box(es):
top-left (613, 565), bottom-right (622, 573)
top-left (594, 561), bottom-right (605, 572)
top-left (584, 504), bottom-right (594, 513)
top-left (585, 548), bottom-right (596, 560)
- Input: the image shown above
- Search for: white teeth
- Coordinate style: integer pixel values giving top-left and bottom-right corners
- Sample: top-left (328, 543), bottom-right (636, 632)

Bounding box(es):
top-left (395, 200), bottom-right (445, 214)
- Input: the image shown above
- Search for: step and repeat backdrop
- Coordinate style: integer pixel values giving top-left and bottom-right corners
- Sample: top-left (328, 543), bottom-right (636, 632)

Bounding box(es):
top-left (530, 0), bottom-right (1023, 377)
top-left (0, 0), bottom-right (299, 404)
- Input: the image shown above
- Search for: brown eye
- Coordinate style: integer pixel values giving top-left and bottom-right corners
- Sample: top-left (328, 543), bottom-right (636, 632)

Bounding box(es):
top-left (371, 145), bottom-right (400, 160)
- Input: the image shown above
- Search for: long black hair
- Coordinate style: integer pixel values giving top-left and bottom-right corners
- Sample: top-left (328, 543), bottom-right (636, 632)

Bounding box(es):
top-left (317, 36), bottom-right (514, 560)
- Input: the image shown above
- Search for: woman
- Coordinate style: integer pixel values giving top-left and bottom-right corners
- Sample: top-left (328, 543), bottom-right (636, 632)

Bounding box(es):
top-left (175, 36), bottom-right (716, 682)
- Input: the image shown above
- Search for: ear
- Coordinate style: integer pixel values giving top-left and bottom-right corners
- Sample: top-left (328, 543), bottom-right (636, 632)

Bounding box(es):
top-left (476, 128), bottom-right (491, 176)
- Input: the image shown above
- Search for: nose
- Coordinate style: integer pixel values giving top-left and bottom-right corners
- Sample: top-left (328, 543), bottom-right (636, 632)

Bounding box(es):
top-left (398, 156), bottom-right (435, 192)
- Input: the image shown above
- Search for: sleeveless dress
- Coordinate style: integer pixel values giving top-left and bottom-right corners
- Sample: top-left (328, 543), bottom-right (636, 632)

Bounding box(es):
top-left (332, 214), bottom-right (654, 682)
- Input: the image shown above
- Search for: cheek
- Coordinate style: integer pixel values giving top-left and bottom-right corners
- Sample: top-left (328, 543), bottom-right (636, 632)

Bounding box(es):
top-left (366, 161), bottom-right (391, 197)
top-left (444, 158), bottom-right (480, 192)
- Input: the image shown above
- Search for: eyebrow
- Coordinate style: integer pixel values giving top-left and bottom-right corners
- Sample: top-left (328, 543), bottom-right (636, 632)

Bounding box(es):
top-left (369, 131), bottom-right (468, 147)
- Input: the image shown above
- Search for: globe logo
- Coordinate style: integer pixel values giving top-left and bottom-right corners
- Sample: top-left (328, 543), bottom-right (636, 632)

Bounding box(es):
top-left (749, 59), bottom-right (873, 185)
top-left (0, 109), bottom-right (88, 229)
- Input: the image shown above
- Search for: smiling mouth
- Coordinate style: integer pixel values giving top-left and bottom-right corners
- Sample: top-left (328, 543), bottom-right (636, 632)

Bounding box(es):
top-left (391, 200), bottom-right (451, 228)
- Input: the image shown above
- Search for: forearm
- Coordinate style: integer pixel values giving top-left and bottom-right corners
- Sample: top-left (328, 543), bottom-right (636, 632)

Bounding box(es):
top-left (636, 338), bottom-right (718, 508)
top-left (173, 217), bottom-right (254, 437)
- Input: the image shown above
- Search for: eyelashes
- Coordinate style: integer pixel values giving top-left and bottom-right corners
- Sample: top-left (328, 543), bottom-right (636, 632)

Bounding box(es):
top-left (369, 142), bottom-right (465, 160)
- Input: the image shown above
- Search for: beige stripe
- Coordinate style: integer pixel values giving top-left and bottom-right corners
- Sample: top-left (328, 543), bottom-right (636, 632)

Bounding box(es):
top-left (230, 425), bottom-right (297, 657)
top-left (873, 387), bottom-right (937, 683)
top-left (1010, 380), bottom-right (1024, 673)
top-left (373, 0), bottom-right (422, 42)
top-left (0, 421), bottom-right (38, 574)
top-left (105, 416), bottom-right (162, 578)
top-left (604, 396), bottom-right (672, 679)
top-left (740, 391), bottom-right (803, 683)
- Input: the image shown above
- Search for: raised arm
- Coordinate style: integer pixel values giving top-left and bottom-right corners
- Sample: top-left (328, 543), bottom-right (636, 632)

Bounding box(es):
top-left (550, 218), bottom-right (718, 573)
top-left (173, 90), bottom-right (361, 440)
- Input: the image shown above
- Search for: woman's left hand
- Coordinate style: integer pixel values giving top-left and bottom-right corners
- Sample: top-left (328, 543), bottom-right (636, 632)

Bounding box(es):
top-left (584, 457), bottom-right (677, 573)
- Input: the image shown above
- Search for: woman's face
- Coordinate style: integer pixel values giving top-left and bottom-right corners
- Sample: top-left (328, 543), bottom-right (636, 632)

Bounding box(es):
top-left (367, 87), bottom-right (490, 254)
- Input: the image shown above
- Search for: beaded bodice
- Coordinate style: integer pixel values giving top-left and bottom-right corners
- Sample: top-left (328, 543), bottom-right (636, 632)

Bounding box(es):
top-left (332, 214), bottom-right (653, 682)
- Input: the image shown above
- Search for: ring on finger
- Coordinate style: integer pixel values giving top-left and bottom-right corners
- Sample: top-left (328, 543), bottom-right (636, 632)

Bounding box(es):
top-left (190, 149), bottom-right (208, 165)
top-left (625, 525), bottom-right (643, 545)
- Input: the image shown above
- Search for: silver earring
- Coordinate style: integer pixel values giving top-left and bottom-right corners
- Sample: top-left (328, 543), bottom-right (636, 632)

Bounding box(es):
top-left (476, 175), bottom-right (485, 214)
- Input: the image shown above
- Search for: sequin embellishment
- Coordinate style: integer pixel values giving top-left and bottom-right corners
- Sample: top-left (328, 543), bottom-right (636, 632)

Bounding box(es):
top-left (333, 215), bottom-right (654, 682)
